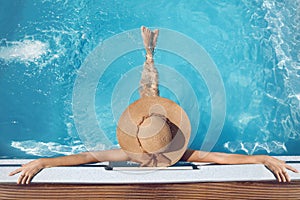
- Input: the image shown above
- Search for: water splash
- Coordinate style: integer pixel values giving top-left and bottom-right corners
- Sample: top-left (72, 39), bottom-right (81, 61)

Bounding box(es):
top-left (10, 139), bottom-right (121, 157)
top-left (11, 140), bottom-right (87, 157)
top-left (224, 141), bottom-right (287, 155)
top-left (0, 39), bottom-right (49, 65)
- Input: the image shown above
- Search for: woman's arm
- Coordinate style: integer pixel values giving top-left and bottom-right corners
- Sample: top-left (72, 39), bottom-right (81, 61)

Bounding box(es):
top-left (181, 149), bottom-right (299, 182)
top-left (9, 149), bottom-right (129, 184)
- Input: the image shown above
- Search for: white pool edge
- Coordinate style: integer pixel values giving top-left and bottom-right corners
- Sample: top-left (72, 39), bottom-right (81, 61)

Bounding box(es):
top-left (1, 156), bottom-right (300, 184)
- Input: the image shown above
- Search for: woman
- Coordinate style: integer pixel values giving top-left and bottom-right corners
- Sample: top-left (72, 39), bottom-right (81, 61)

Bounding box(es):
top-left (9, 26), bottom-right (298, 184)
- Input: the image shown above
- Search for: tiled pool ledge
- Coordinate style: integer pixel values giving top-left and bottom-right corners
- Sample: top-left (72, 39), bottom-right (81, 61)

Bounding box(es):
top-left (1, 156), bottom-right (300, 184)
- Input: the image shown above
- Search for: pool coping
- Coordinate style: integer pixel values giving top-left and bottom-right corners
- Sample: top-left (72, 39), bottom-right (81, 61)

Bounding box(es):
top-left (1, 156), bottom-right (300, 184)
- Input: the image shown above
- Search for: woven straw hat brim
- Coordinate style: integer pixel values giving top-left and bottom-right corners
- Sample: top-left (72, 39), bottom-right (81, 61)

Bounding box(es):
top-left (117, 96), bottom-right (191, 166)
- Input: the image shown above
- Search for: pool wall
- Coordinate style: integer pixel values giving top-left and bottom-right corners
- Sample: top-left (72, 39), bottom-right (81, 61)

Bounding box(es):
top-left (1, 157), bottom-right (300, 199)
top-left (1, 156), bottom-right (300, 184)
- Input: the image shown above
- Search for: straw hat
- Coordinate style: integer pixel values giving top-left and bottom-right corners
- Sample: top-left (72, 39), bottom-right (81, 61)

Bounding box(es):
top-left (117, 96), bottom-right (191, 167)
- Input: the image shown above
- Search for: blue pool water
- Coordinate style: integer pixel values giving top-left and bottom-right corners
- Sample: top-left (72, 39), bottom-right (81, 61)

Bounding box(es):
top-left (0, 0), bottom-right (299, 159)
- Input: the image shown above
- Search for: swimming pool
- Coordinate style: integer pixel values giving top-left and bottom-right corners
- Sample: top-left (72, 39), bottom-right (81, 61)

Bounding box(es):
top-left (0, 0), bottom-right (299, 159)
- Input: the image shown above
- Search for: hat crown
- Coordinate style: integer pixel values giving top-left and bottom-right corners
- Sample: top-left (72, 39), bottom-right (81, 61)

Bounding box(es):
top-left (138, 114), bottom-right (172, 153)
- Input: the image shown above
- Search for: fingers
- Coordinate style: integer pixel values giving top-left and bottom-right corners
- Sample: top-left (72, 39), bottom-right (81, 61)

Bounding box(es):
top-left (9, 166), bottom-right (30, 184)
top-left (265, 158), bottom-right (293, 182)
top-left (22, 174), bottom-right (34, 185)
top-left (285, 164), bottom-right (299, 173)
top-left (11, 166), bottom-right (40, 184)
top-left (9, 162), bottom-right (31, 176)
top-left (275, 171), bottom-right (282, 182)
top-left (18, 173), bottom-right (30, 185)
top-left (276, 166), bottom-right (292, 182)
top-left (21, 174), bottom-right (28, 185)
top-left (278, 163), bottom-right (299, 182)
top-left (17, 173), bottom-right (25, 184)
top-left (283, 170), bottom-right (290, 182)
top-left (274, 170), bottom-right (289, 182)
top-left (9, 167), bottom-right (22, 176)
top-left (280, 163), bottom-right (299, 182)
top-left (17, 172), bottom-right (35, 184)
top-left (270, 158), bottom-right (299, 182)
top-left (279, 170), bottom-right (287, 182)
top-left (26, 174), bottom-right (34, 184)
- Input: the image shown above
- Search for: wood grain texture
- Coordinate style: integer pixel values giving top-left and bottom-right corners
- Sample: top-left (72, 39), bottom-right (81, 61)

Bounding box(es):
top-left (1, 181), bottom-right (300, 200)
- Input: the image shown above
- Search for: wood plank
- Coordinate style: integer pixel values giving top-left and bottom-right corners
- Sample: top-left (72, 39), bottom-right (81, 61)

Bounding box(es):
top-left (1, 181), bottom-right (300, 199)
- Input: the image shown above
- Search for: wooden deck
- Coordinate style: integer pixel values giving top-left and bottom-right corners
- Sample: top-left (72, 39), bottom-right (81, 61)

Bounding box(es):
top-left (1, 181), bottom-right (300, 199)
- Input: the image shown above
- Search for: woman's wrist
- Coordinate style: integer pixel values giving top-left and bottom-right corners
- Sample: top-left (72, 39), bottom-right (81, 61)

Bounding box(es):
top-left (254, 155), bottom-right (267, 164)
top-left (38, 158), bottom-right (49, 168)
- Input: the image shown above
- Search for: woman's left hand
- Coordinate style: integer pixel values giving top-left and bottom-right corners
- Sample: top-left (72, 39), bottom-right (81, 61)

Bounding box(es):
top-left (9, 159), bottom-right (45, 184)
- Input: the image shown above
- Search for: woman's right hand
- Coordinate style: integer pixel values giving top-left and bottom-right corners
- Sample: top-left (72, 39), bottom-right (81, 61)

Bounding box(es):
top-left (9, 159), bottom-right (45, 184)
top-left (261, 155), bottom-right (298, 182)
